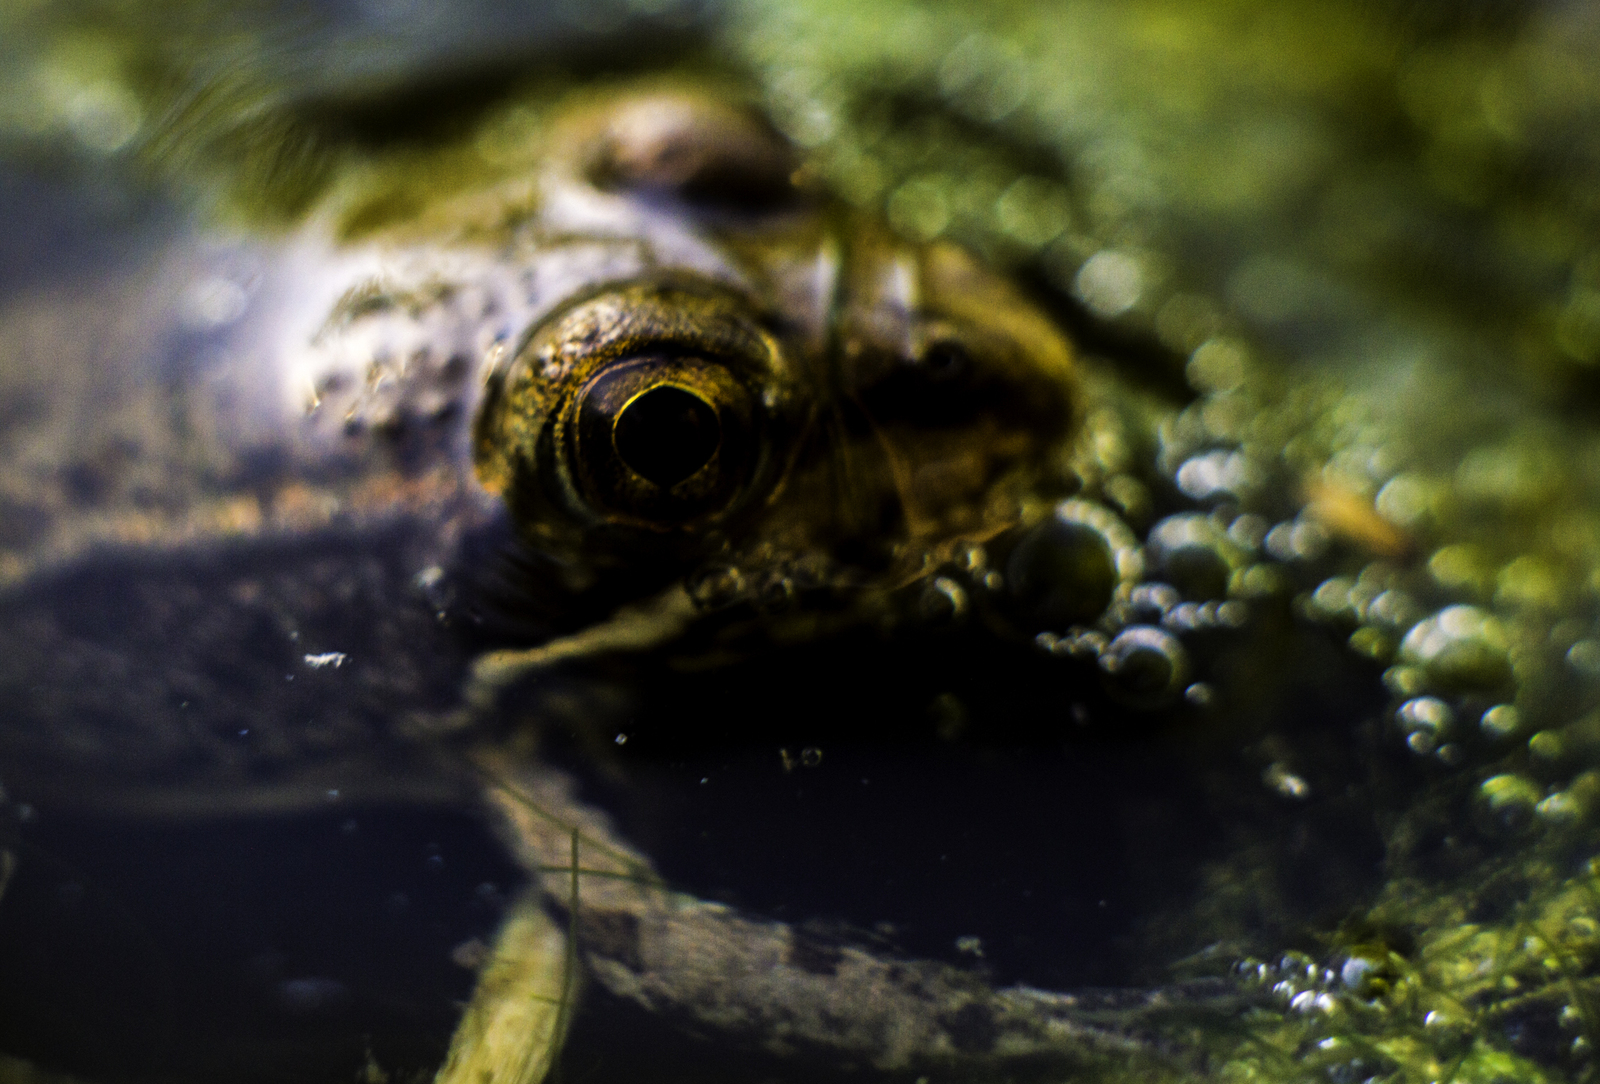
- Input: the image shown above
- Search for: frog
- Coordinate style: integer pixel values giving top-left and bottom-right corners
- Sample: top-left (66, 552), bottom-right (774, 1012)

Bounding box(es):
top-left (4, 4), bottom-right (1600, 1084)
top-left (0, 72), bottom-right (1228, 1083)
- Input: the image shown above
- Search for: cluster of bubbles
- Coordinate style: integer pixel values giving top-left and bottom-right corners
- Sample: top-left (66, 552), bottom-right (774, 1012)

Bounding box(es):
top-left (897, 321), bottom-right (1600, 919)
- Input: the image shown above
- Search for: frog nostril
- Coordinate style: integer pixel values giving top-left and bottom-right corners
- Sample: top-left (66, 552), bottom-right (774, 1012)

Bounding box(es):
top-left (613, 385), bottom-right (721, 489)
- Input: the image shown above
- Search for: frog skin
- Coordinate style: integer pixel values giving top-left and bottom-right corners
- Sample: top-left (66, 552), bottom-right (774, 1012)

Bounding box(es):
top-left (3, 16), bottom-right (1599, 1084)
top-left (0, 81), bottom-right (1079, 802)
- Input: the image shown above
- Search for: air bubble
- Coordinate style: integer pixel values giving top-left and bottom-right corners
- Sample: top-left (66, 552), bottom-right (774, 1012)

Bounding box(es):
top-left (1496, 556), bottom-right (1565, 612)
top-left (1474, 773), bottom-right (1542, 837)
top-left (1567, 640), bottom-right (1600, 677)
top-left (1003, 501), bottom-right (1139, 630)
top-left (1382, 666), bottom-right (1427, 697)
top-left (1263, 519), bottom-right (1330, 562)
top-left (1162, 602), bottom-right (1206, 632)
top-left (1529, 730), bottom-right (1565, 762)
top-left (1074, 249), bottom-right (1145, 319)
top-left (1227, 513), bottom-right (1269, 550)
top-left (1307, 577), bottom-right (1356, 624)
top-left (1175, 449), bottom-right (1264, 503)
top-left (1480, 704), bottom-right (1519, 740)
top-left (1099, 626), bottom-right (1190, 708)
top-left (1348, 626), bottom-right (1393, 662)
top-left (1146, 514), bottom-right (1245, 601)
top-left (1004, 523), bottom-right (1113, 628)
top-left (1231, 564), bottom-right (1286, 599)
top-left (1263, 762), bottom-right (1310, 799)
top-left (1125, 582), bottom-right (1180, 624)
top-left (1215, 601), bottom-right (1248, 628)
top-left (1395, 696), bottom-right (1453, 738)
top-left (1536, 790), bottom-right (1584, 823)
top-left (919, 576), bottom-right (969, 622)
top-left (1366, 590), bottom-right (1418, 630)
top-left (1186, 339), bottom-right (1249, 393)
top-left (1405, 731), bottom-right (1436, 755)
top-left (1374, 474), bottom-right (1435, 529)
top-left (1399, 605), bottom-right (1513, 692)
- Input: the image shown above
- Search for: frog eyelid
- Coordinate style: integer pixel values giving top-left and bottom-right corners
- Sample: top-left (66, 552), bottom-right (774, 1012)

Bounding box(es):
top-left (581, 91), bottom-right (804, 214)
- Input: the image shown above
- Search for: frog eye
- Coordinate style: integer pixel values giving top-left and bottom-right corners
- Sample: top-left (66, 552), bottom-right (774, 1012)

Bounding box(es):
top-left (475, 284), bottom-right (793, 550)
top-left (585, 91), bottom-right (799, 210)
top-left (918, 339), bottom-right (972, 382)
top-left (566, 355), bottom-right (759, 525)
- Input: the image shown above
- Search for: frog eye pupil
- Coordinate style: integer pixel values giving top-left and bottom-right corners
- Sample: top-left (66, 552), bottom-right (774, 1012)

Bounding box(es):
top-left (613, 385), bottom-right (721, 489)
top-left (921, 341), bottom-right (970, 380)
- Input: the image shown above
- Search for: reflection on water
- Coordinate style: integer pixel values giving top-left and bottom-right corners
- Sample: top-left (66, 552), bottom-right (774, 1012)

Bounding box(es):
top-left (2, 2), bottom-right (1600, 1082)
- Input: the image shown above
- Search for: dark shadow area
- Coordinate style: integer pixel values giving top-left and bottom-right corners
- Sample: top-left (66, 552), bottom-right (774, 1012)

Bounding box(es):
top-left (0, 806), bottom-right (525, 1084)
top-left (541, 615), bottom-right (1397, 998)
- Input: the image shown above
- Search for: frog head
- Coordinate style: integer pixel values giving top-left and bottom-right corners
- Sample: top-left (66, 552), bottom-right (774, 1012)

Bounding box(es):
top-left (448, 86), bottom-right (1081, 658)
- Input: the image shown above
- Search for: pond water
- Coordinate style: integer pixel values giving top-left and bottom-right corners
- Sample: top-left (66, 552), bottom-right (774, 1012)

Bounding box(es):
top-left (3, 3), bottom-right (1600, 1082)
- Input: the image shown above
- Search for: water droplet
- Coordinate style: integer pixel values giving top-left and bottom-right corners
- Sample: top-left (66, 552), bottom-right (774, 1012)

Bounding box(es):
top-left (1307, 577), bottom-right (1356, 623)
top-left (1382, 666), bottom-right (1427, 697)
